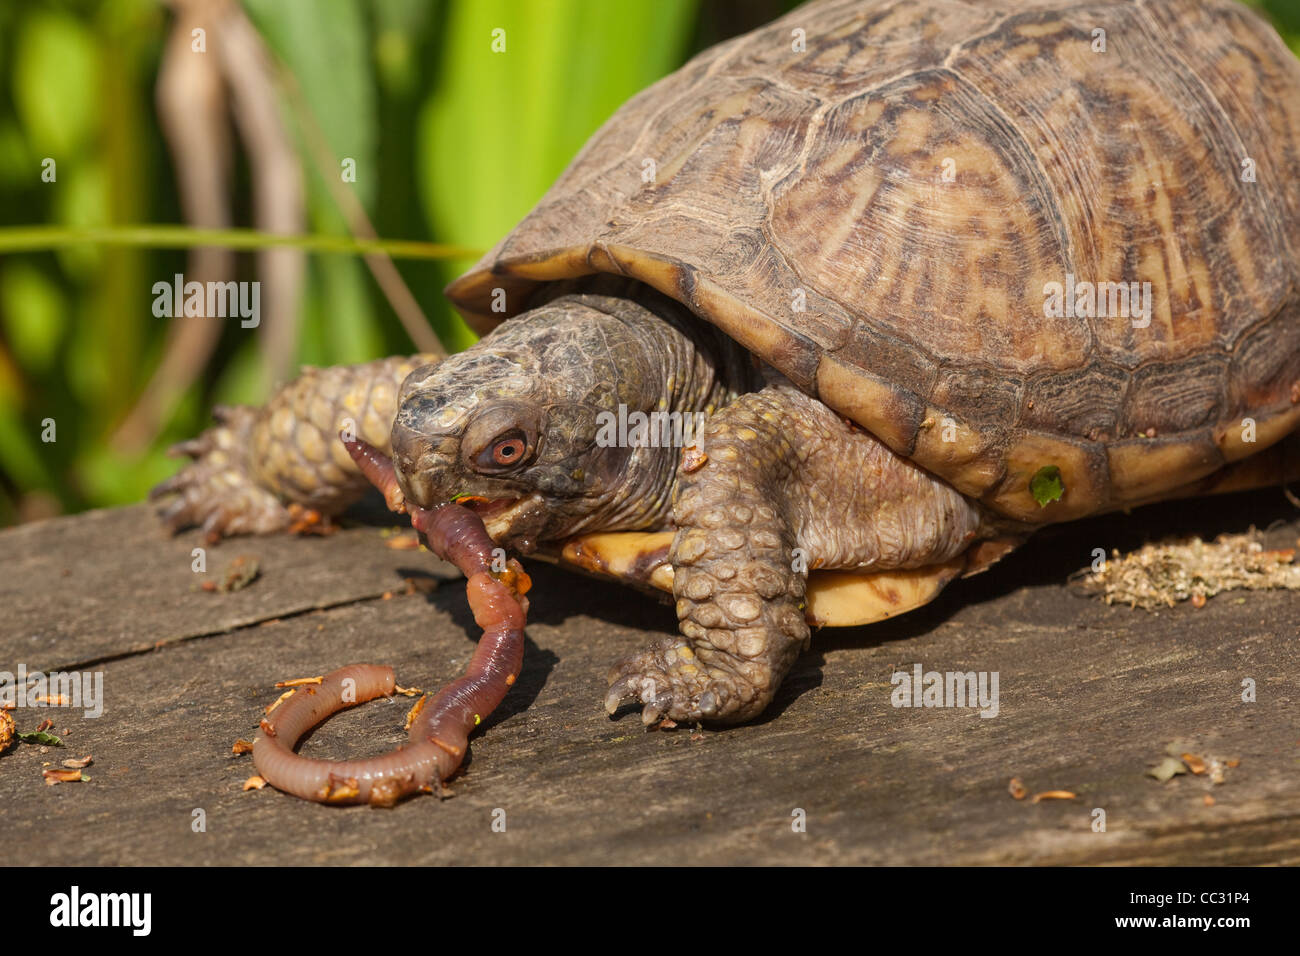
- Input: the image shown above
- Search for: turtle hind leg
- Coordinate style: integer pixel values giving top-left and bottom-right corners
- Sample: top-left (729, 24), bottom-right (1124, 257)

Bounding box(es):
top-left (604, 380), bottom-right (985, 725)
top-left (151, 403), bottom-right (293, 542)
top-left (151, 353), bottom-right (437, 541)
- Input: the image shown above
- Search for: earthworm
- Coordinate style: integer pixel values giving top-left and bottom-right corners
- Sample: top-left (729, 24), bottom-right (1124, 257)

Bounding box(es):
top-left (250, 440), bottom-right (528, 807)
top-left (344, 434), bottom-right (409, 514)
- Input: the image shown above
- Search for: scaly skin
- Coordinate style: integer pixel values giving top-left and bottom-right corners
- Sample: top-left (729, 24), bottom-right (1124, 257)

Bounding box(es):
top-left (385, 278), bottom-right (752, 548)
top-left (152, 354), bottom-right (436, 540)
top-left (605, 380), bottom-right (984, 724)
top-left (155, 279), bottom-right (988, 723)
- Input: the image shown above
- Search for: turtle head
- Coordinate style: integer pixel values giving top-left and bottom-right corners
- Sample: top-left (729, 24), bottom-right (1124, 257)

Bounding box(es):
top-left (390, 289), bottom-right (694, 552)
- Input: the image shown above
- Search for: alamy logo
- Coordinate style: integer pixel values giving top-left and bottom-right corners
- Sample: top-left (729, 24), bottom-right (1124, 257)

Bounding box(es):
top-left (152, 273), bottom-right (260, 328)
top-left (1043, 274), bottom-right (1152, 328)
top-left (595, 403), bottom-right (707, 448)
top-left (49, 886), bottom-right (151, 936)
top-left (890, 663), bottom-right (999, 718)
top-left (0, 665), bottom-right (103, 718)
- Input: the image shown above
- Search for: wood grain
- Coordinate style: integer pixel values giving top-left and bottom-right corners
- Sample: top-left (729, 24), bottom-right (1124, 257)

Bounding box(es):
top-left (2, 494), bottom-right (1298, 864)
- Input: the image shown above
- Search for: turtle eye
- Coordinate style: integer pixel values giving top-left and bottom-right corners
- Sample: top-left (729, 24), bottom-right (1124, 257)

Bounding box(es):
top-left (493, 436), bottom-right (526, 465)
top-left (471, 428), bottom-right (532, 473)
top-left (461, 404), bottom-right (541, 474)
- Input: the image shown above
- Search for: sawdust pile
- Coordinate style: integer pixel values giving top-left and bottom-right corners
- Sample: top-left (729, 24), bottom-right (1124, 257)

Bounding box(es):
top-left (1074, 530), bottom-right (1300, 609)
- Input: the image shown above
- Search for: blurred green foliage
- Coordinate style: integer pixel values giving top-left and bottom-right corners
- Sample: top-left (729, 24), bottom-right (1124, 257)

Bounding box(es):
top-left (0, 0), bottom-right (1295, 525)
top-left (0, 0), bottom-right (718, 523)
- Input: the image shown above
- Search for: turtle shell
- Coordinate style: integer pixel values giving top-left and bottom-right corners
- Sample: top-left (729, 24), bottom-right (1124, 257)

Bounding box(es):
top-left (445, 0), bottom-right (1300, 523)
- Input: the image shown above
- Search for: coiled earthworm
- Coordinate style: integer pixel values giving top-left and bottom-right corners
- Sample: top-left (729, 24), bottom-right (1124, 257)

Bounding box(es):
top-left (250, 438), bottom-right (529, 807)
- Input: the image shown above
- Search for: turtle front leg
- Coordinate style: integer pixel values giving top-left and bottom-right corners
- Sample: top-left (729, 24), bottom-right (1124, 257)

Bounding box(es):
top-left (606, 380), bottom-right (984, 725)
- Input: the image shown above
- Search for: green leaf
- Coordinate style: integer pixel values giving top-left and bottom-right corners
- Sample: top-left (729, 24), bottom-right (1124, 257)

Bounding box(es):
top-left (17, 730), bottom-right (63, 747)
top-left (416, 0), bottom-right (698, 352)
top-left (314, 254), bottom-right (382, 365)
top-left (419, 0), bottom-right (697, 246)
top-left (0, 119), bottom-right (33, 186)
top-left (1029, 465), bottom-right (1064, 507)
top-left (213, 341), bottom-right (268, 408)
top-left (244, 0), bottom-right (378, 210)
top-left (76, 443), bottom-right (177, 508)
top-left (371, 0), bottom-right (433, 96)
top-left (51, 159), bottom-right (110, 279)
top-left (13, 11), bottom-right (100, 156)
top-left (243, 0), bottom-right (388, 370)
top-left (0, 261), bottom-right (66, 371)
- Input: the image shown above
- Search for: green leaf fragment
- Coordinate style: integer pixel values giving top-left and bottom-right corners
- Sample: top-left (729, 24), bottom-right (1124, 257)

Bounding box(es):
top-left (17, 730), bottom-right (63, 746)
top-left (1029, 465), bottom-right (1064, 507)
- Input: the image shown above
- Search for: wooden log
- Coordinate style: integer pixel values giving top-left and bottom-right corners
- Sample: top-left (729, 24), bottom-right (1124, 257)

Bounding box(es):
top-left (2, 494), bottom-right (1298, 865)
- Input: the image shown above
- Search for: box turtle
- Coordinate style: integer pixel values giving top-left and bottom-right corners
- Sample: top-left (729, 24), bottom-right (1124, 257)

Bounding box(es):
top-left (156, 0), bottom-right (1300, 738)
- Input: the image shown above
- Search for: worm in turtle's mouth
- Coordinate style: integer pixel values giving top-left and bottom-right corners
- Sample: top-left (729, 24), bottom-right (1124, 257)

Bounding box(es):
top-left (458, 495), bottom-right (524, 533)
top-left (343, 437), bottom-right (549, 549)
top-left (453, 493), bottom-right (548, 550)
top-left (454, 495), bottom-right (516, 518)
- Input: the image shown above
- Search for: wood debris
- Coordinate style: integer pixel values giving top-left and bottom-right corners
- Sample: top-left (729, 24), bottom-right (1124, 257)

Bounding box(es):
top-left (43, 768), bottom-right (89, 785)
top-left (200, 554), bottom-right (261, 592)
top-left (1076, 530), bottom-right (1300, 609)
top-left (1030, 790), bottom-right (1077, 803)
top-left (385, 532), bottom-right (421, 550)
top-left (1147, 743), bottom-right (1238, 785)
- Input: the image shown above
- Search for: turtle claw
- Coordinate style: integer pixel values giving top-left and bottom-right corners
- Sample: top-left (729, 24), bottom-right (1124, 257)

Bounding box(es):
top-left (157, 492), bottom-right (191, 526)
top-left (640, 695), bottom-right (672, 726)
top-left (154, 462), bottom-right (287, 542)
top-left (151, 408), bottom-right (290, 542)
top-left (166, 437), bottom-right (209, 460)
top-left (604, 636), bottom-right (743, 724)
top-left (604, 673), bottom-right (657, 717)
top-left (601, 673), bottom-right (676, 725)
top-left (149, 472), bottom-right (187, 501)
top-left (603, 676), bottom-right (635, 716)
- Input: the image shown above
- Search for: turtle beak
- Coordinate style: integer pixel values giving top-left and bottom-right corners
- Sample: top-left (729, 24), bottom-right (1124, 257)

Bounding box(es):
top-left (389, 418), bottom-right (459, 511)
top-left (389, 418), bottom-right (548, 551)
